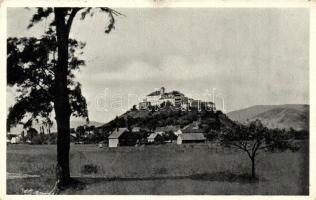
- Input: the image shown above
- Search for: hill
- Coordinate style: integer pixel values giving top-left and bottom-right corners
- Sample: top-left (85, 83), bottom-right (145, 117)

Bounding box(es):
top-left (98, 107), bottom-right (236, 135)
top-left (227, 104), bottom-right (309, 131)
top-left (69, 120), bottom-right (103, 130)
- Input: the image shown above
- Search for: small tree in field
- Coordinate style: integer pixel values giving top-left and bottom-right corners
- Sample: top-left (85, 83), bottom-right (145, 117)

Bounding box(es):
top-left (220, 120), bottom-right (291, 178)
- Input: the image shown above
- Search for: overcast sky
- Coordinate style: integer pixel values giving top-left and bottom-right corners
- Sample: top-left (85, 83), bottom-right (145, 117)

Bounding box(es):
top-left (7, 8), bottom-right (309, 123)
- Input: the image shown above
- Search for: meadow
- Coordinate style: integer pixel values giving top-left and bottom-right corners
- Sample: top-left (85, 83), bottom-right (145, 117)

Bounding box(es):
top-left (7, 142), bottom-right (309, 195)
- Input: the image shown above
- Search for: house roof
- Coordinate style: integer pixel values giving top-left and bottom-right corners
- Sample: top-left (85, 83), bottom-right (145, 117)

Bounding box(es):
top-left (148, 133), bottom-right (159, 139)
top-left (108, 128), bottom-right (129, 139)
top-left (159, 91), bottom-right (184, 99)
top-left (156, 125), bottom-right (180, 133)
top-left (179, 133), bottom-right (206, 141)
top-left (132, 127), bottom-right (141, 132)
top-left (155, 127), bottom-right (165, 132)
top-left (159, 96), bottom-right (174, 100)
top-left (168, 91), bottom-right (183, 96)
top-left (174, 129), bottom-right (182, 136)
top-left (147, 90), bottom-right (161, 96)
top-left (181, 123), bottom-right (203, 133)
top-left (154, 131), bottom-right (164, 135)
top-left (7, 133), bottom-right (19, 137)
top-left (182, 128), bottom-right (204, 133)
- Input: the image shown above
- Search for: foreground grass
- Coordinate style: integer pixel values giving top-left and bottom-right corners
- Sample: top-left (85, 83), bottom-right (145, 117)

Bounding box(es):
top-left (7, 141), bottom-right (309, 195)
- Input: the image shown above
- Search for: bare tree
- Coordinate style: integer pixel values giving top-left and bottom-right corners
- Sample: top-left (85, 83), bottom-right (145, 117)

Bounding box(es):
top-left (221, 120), bottom-right (274, 178)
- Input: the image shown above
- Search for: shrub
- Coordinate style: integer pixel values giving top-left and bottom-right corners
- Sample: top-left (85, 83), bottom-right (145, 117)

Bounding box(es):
top-left (289, 143), bottom-right (301, 152)
top-left (205, 130), bottom-right (219, 141)
top-left (81, 164), bottom-right (98, 174)
top-left (31, 135), bottom-right (43, 145)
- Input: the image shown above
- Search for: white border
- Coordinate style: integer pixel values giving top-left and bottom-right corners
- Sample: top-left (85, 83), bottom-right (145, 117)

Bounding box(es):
top-left (1, 0), bottom-right (315, 199)
top-left (1, 0), bottom-right (313, 8)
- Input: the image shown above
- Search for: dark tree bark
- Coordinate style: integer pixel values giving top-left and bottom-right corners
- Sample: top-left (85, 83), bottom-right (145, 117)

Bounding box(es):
top-left (54, 8), bottom-right (72, 186)
top-left (49, 7), bottom-right (117, 191)
top-left (8, 7), bottom-right (119, 193)
top-left (251, 156), bottom-right (256, 178)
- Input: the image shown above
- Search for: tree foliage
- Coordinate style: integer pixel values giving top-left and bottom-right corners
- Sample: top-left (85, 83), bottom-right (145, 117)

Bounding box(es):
top-left (8, 7), bottom-right (123, 189)
top-left (7, 31), bottom-right (88, 130)
top-left (220, 119), bottom-right (297, 178)
top-left (27, 7), bottom-right (123, 33)
top-left (9, 6), bottom-right (124, 131)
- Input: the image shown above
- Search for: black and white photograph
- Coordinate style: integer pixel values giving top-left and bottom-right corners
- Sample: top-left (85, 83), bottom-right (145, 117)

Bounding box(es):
top-left (2, 1), bottom-right (314, 196)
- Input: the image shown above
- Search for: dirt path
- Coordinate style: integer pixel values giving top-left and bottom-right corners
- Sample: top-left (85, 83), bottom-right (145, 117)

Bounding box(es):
top-left (7, 172), bottom-right (41, 179)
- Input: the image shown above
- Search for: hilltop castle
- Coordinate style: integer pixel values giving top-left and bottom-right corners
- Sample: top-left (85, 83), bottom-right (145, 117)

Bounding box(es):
top-left (138, 87), bottom-right (215, 111)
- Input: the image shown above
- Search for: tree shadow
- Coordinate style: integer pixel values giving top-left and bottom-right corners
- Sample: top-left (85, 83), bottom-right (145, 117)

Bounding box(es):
top-left (58, 178), bottom-right (86, 192)
top-left (8, 172), bottom-right (262, 194)
top-left (188, 172), bottom-right (260, 183)
top-left (77, 171), bottom-right (261, 185)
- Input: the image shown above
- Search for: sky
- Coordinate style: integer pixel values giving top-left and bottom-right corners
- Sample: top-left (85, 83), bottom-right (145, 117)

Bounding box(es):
top-left (7, 8), bottom-right (309, 123)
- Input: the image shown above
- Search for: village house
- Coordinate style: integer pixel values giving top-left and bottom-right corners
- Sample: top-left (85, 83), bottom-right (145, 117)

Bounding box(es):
top-left (177, 133), bottom-right (206, 144)
top-left (108, 128), bottom-right (137, 148)
top-left (174, 129), bottom-right (182, 136)
top-left (7, 133), bottom-right (21, 144)
top-left (108, 128), bottom-right (127, 147)
top-left (176, 121), bottom-right (207, 144)
top-left (131, 127), bottom-right (141, 133)
top-left (147, 132), bottom-right (164, 143)
top-left (181, 122), bottom-right (202, 133)
top-left (70, 133), bottom-right (77, 142)
top-left (155, 125), bottom-right (181, 135)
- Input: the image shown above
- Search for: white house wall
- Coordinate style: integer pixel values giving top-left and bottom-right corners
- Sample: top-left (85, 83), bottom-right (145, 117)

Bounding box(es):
top-left (176, 136), bottom-right (182, 144)
top-left (146, 96), bottom-right (161, 106)
top-left (109, 138), bottom-right (119, 148)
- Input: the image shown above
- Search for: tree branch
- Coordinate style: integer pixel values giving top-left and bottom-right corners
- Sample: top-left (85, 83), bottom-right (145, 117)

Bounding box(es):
top-left (251, 140), bottom-right (258, 154)
top-left (231, 141), bottom-right (252, 159)
top-left (66, 8), bottom-right (82, 32)
top-left (253, 139), bottom-right (263, 156)
top-left (231, 142), bottom-right (247, 152)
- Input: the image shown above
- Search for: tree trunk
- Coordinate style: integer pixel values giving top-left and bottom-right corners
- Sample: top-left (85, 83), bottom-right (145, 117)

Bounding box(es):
top-left (54, 8), bottom-right (72, 187)
top-left (251, 156), bottom-right (256, 178)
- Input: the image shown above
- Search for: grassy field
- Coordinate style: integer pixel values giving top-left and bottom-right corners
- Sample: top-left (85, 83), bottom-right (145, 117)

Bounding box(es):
top-left (7, 141), bottom-right (309, 195)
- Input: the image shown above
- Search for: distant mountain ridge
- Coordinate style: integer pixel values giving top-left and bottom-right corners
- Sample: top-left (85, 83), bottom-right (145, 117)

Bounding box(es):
top-left (227, 104), bottom-right (309, 131)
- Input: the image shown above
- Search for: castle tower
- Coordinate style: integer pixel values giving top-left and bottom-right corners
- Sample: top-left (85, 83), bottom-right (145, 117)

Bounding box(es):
top-left (160, 87), bottom-right (165, 95)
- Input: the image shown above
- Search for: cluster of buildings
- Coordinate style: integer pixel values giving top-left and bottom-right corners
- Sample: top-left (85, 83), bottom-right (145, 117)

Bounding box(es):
top-left (107, 122), bottom-right (207, 148)
top-left (7, 133), bottom-right (22, 144)
top-left (8, 87), bottom-right (217, 147)
top-left (7, 127), bottom-right (39, 144)
top-left (138, 87), bottom-right (216, 111)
